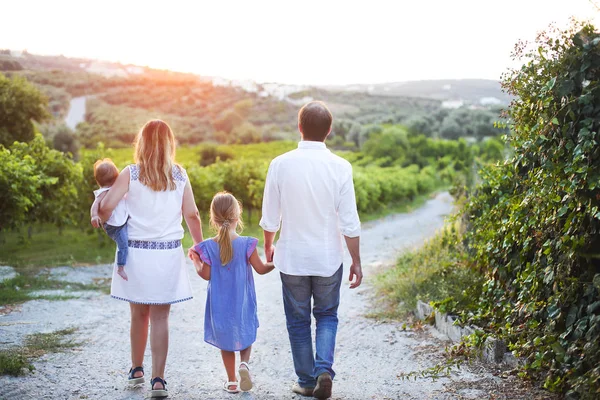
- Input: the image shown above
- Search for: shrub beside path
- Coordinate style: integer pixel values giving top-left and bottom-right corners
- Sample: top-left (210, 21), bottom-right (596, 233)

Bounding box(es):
top-left (0, 193), bottom-right (553, 399)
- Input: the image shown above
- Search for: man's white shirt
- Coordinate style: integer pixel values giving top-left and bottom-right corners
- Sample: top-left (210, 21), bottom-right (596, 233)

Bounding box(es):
top-left (259, 140), bottom-right (361, 277)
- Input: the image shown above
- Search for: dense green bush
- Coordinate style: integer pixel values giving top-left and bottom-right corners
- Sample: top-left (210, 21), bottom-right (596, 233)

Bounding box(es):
top-left (463, 23), bottom-right (600, 397)
top-left (0, 135), bottom-right (82, 232)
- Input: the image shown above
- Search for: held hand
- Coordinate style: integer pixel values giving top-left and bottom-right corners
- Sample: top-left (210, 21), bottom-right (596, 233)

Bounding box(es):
top-left (188, 250), bottom-right (204, 276)
top-left (349, 261), bottom-right (363, 289)
top-left (265, 245), bottom-right (275, 262)
top-left (188, 247), bottom-right (198, 261)
top-left (91, 216), bottom-right (102, 228)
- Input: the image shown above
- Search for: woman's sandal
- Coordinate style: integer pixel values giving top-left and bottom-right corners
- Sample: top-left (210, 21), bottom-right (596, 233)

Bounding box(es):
top-left (238, 361), bottom-right (253, 392)
top-left (128, 366), bottom-right (145, 385)
top-left (223, 381), bottom-right (239, 393)
top-left (150, 377), bottom-right (168, 398)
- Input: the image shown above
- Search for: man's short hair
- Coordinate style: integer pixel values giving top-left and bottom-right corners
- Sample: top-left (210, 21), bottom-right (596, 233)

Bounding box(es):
top-left (298, 101), bottom-right (332, 141)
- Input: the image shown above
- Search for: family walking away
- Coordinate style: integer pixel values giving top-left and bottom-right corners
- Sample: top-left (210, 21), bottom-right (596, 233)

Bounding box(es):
top-left (91, 100), bottom-right (362, 399)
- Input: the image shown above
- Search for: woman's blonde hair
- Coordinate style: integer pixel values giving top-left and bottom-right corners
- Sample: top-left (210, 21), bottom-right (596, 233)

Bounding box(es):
top-left (134, 119), bottom-right (178, 191)
top-left (210, 192), bottom-right (244, 266)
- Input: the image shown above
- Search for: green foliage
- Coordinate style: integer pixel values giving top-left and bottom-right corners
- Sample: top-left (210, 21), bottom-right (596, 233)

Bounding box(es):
top-left (407, 107), bottom-right (507, 140)
top-left (51, 125), bottom-right (80, 158)
top-left (198, 143), bottom-right (234, 166)
top-left (0, 350), bottom-right (33, 376)
top-left (8, 135), bottom-right (82, 229)
top-left (0, 146), bottom-right (48, 230)
top-left (0, 328), bottom-right (78, 376)
top-left (0, 73), bottom-right (49, 146)
top-left (462, 22), bottom-right (600, 397)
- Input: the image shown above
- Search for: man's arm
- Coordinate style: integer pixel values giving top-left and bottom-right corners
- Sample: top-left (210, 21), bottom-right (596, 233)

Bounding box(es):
top-left (263, 231), bottom-right (276, 262)
top-left (344, 236), bottom-right (362, 289)
top-left (338, 164), bottom-right (362, 288)
top-left (259, 161), bottom-right (281, 262)
top-left (90, 191), bottom-right (107, 228)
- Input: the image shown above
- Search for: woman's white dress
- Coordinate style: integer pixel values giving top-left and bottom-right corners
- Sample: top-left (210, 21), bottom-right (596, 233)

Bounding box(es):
top-left (110, 164), bottom-right (193, 305)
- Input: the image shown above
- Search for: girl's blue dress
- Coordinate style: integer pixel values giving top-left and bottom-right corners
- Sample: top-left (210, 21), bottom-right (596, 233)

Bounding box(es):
top-left (195, 236), bottom-right (259, 351)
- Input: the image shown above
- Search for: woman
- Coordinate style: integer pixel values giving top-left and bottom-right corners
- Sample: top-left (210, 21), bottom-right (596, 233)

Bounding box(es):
top-left (99, 119), bottom-right (203, 398)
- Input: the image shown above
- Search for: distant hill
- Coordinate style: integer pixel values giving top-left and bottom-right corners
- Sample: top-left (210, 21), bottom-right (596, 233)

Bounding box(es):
top-left (320, 79), bottom-right (512, 106)
top-left (1, 51), bottom-right (507, 147)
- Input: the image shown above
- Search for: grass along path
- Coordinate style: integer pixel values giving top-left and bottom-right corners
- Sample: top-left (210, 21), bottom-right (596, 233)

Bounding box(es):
top-left (0, 328), bottom-right (80, 376)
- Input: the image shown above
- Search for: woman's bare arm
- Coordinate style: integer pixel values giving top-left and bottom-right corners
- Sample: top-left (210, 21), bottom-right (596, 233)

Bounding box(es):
top-left (98, 167), bottom-right (130, 221)
top-left (182, 180), bottom-right (203, 244)
top-left (90, 191), bottom-right (108, 227)
top-left (249, 248), bottom-right (275, 275)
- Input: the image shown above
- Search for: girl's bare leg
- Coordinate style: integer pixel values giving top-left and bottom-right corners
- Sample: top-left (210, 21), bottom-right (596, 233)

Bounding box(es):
top-left (149, 304), bottom-right (171, 389)
top-left (238, 345), bottom-right (253, 391)
top-left (130, 303), bottom-right (150, 377)
top-left (240, 345), bottom-right (252, 364)
top-left (221, 350), bottom-right (237, 389)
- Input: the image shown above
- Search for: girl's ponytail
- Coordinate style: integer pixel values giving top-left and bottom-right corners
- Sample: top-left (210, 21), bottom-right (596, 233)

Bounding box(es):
top-left (217, 220), bottom-right (233, 265)
top-left (209, 191), bottom-right (243, 266)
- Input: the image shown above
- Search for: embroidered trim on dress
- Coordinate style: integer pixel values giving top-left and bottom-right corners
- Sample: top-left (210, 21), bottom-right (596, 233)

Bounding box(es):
top-left (128, 239), bottom-right (182, 250)
top-left (172, 166), bottom-right (187, 182)
top-left (130, 164), bottom-right (139, 181)
top-left (111, 295), bottom-right (192, 305)
top-left (130, 164), bottom-right (186, 182)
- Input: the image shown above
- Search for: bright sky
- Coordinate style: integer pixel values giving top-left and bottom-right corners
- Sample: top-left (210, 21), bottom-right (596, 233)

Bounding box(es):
top-left (2, 0), bottom-right (599, 85)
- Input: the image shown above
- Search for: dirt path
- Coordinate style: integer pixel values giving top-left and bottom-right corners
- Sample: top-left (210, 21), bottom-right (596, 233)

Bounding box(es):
top-left (64, 96), bottom-right (87, 130)
top-left (0, 193), bottom-right (544, 399)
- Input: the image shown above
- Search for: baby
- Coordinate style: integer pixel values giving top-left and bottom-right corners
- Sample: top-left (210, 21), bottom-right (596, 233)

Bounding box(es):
top-left (90, 158), bottom-right (128, 281)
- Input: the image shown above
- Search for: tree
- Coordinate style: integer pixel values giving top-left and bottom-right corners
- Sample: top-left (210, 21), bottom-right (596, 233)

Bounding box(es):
top-left (439, 118), bottom-right (463, 140)
top-left (362, 126), bottom-right (410, 167)
top-left (51, 125), bottom-right (80, 159)
top-left (0, 73), bottom-right (49, 147)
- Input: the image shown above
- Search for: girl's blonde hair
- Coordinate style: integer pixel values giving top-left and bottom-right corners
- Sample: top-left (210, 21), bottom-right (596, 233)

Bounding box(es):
top-left (210, 192), bottom-right (244, 266)
top-left (134, 119), bottom-right (178, 191)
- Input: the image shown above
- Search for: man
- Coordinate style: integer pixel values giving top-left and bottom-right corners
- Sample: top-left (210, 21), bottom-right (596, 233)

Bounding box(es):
top-left (260, 101), bottom-right (362, 399)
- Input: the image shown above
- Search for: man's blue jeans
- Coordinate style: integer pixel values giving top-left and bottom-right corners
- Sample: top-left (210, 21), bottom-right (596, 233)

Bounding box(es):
top-left (103, 223), bottom-right (128, 267)
top-left (280, 265), bottom-right (343, 388)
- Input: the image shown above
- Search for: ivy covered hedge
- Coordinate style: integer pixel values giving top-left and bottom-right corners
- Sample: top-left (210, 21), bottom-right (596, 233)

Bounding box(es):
top-left (463, 23), bottom-right (600, 398)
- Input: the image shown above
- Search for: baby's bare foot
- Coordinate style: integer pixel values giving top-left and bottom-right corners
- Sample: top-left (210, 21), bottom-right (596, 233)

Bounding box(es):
top-left (117, 266), bottom-right (128, 281)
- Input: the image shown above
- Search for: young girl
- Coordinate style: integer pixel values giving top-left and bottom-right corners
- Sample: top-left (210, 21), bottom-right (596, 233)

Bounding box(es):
top-left (188, 192), bottom-right (274, 393)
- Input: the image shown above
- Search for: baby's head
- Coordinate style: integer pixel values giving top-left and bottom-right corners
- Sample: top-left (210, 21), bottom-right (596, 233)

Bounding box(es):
top-left (94, 158), bottom-right (119, 188)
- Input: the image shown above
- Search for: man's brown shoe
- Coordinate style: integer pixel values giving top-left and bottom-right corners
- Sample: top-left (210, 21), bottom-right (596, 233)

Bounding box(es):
top-left (292, 382), bottom-right (314, 397)
top-left (313, 373), bottom-right (332, 399)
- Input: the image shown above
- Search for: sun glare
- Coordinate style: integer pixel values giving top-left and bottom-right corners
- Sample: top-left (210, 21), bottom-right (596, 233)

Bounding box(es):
top-left (2, 0), bottom-right (599, 84)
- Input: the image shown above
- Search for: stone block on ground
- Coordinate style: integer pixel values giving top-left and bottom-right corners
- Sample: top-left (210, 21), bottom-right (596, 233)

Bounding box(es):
top-left (482, 336), bottom-right (506, 364)
top-left (415, 300), bottom-right (434, 320)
